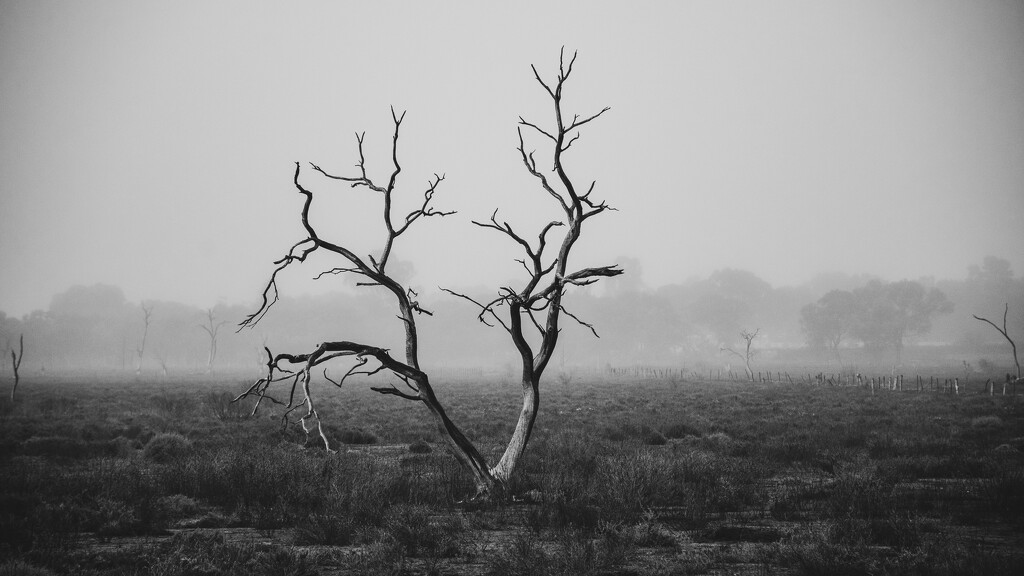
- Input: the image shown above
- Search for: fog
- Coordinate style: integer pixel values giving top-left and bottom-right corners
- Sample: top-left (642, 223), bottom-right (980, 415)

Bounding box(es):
top-left (1, 1), bottom-right (1022, 371)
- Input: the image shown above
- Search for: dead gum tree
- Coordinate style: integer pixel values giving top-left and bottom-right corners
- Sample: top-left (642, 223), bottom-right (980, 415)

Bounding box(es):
top-left (199, 309), bottom-right (227, 374)
top-left (10, 334), bottom-right (23, 401)
top-left (973, 303), bottom-right (1021, 388)
top-left (236, 51), bottom-right (619, 500)
top-left (722, 328), bottom-right (759, 382)
top-left (135, 303), bottom-right (153, 376)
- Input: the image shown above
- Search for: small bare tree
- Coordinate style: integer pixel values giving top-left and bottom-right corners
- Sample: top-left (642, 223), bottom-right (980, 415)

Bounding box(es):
top-left (973, 303), bottom-right (1021, 384)
top-left (135, 303), bottom-right (153, 376)
top-left (237, 51), bottom-right (618, 500)
top-left (155, 351), bottom-right (170, 378)
top-left (10, 334), bottom-right (23, 401)
top-left (199, 309), bottom-right (227, 374)
top-left (722, 329), bottom-right (759, 382)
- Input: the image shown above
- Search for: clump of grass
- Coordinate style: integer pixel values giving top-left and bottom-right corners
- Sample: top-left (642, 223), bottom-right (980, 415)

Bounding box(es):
top-left (630, 511), bottom-right (677, 548)
top-left (19, 436), bottom-right (129, 459)
top-left (338, 428), bottom-right (378, 445)
top-left (486, 527), bottom-right (633, 576)
top-left (293, 512), bottom-right (355, 546)
top-left (0, 560), bottom-right (58, 576)
top-left (981, 468), bottom-right (1024, 521)
top-left (772, 523), bottom-right (876, 576)
top-left (143, 432), bottom-right (192, 463)
top-left (971, 415), bottom-right (1003, 430)
top-left (204, 391), bottom-right (249, 421)
top-left (380, 504), bottom-right (464, 558)
top-left (662, 421), bottom-right (702, 439)
top-left (642, 430), bottom-right (668, 446)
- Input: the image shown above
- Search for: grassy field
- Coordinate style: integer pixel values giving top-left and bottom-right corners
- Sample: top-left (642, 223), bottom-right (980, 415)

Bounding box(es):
top-left (1, 372), bottom-right (1022, 575)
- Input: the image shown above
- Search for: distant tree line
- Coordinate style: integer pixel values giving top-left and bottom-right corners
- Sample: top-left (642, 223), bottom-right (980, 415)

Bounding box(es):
top-left (0, 256), bottom-right (1020, 374)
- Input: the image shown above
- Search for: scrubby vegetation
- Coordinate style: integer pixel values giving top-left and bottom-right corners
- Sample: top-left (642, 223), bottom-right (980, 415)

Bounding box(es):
top-left (0, 373), bottom-right (1022, 574)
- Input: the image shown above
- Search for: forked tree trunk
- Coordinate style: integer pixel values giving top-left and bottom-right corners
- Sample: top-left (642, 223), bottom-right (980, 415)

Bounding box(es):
top-left (490, 377), bottom-right (539, 483)
top-left (237, 51), bottom-right (618, 502)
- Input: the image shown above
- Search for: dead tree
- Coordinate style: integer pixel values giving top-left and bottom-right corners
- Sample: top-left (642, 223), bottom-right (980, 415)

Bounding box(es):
top-left (155, 351), bottom-right (170, 378)
top-left (722, 329), bottom-right (759, 381)
top-left (199, 309), bottom-right (227, 374)
top-left (10, 334), bottom-right (23, 401)
top-left (135, 303), bottom-right (153, 376)
top-left (237, 51), bottom-right (618, 500)
top-left (973, 303), bottom-right (1021, 386)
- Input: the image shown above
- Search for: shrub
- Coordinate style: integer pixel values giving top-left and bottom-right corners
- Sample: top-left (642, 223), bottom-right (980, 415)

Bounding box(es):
top-left (408, 439), bottom-right (432, 454)
top-left (642, 430), bottom-right (668, 446)
top-left (204, 391), bottom-right (248, 421)
top-left (631, 511), bottom-right (678, 548)
top-left (143, 433), bottom-right (192, 463)
top-left (156, 494), bottom-right (203, 521)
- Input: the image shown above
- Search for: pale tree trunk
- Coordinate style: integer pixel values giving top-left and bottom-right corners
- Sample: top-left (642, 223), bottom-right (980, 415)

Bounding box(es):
top-left (490, 377), bottom-right (539, 483)
top-left (135, 304), bottom-right (153, 376)
top-left (10, 334), bottom-right (23, 401)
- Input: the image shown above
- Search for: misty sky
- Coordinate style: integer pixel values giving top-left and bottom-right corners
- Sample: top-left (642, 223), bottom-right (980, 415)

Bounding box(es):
top-left (1, 0), bottom-right (1022, 317)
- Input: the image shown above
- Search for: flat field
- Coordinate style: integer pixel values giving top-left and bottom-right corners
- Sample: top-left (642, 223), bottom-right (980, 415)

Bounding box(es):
top-left (1, 373), bottom-right (1023, 575)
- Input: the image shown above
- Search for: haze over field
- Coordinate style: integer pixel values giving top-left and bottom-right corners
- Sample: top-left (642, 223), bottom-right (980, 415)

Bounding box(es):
top-left (1, 1), bottom-right (1022, 318)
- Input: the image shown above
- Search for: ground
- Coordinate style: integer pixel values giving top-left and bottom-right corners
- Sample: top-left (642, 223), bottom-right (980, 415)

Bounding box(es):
top-left (1, 369), bottom-right (1022, 575)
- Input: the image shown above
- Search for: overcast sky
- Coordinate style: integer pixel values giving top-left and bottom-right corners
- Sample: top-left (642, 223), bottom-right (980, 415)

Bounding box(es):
top-left (1, 0), bottom-right (1022, 317)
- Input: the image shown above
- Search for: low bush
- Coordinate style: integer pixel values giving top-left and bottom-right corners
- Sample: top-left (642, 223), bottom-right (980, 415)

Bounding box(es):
top-left (408, 439), bottom-right (432, 454)
top-left (143, 432), bottom-right (192, 463)
top-left (204, 390), bottom-right (249, 421)
top-left (642, 430), bottom-right (668, 446)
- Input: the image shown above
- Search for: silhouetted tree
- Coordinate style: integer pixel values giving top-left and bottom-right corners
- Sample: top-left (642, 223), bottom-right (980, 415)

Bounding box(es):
top-left (851, 280), bottom-right (952, 363)
top-left (9, 334), bottom-right (23, 401)
top-left (973, 303), bottom-right (1021, 382)
top-left (237, 51), bottom-right (619, 500)
top-left (199, 309), bottom-right (226, 373)
top-left (722, 328), bottom-right (758, 381)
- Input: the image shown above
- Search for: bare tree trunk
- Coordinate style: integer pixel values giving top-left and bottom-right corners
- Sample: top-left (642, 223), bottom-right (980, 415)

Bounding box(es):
top-left (10, 334), bottom-right (23, 401)
top-left (135, 303), bottom-right (153, 376)
top-left (200, 309), bottom-right (226, 374)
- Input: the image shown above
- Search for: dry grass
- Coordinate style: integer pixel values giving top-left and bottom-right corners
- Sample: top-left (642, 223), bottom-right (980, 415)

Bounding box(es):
top-left (0, 373), bottom-right (1022, 574)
